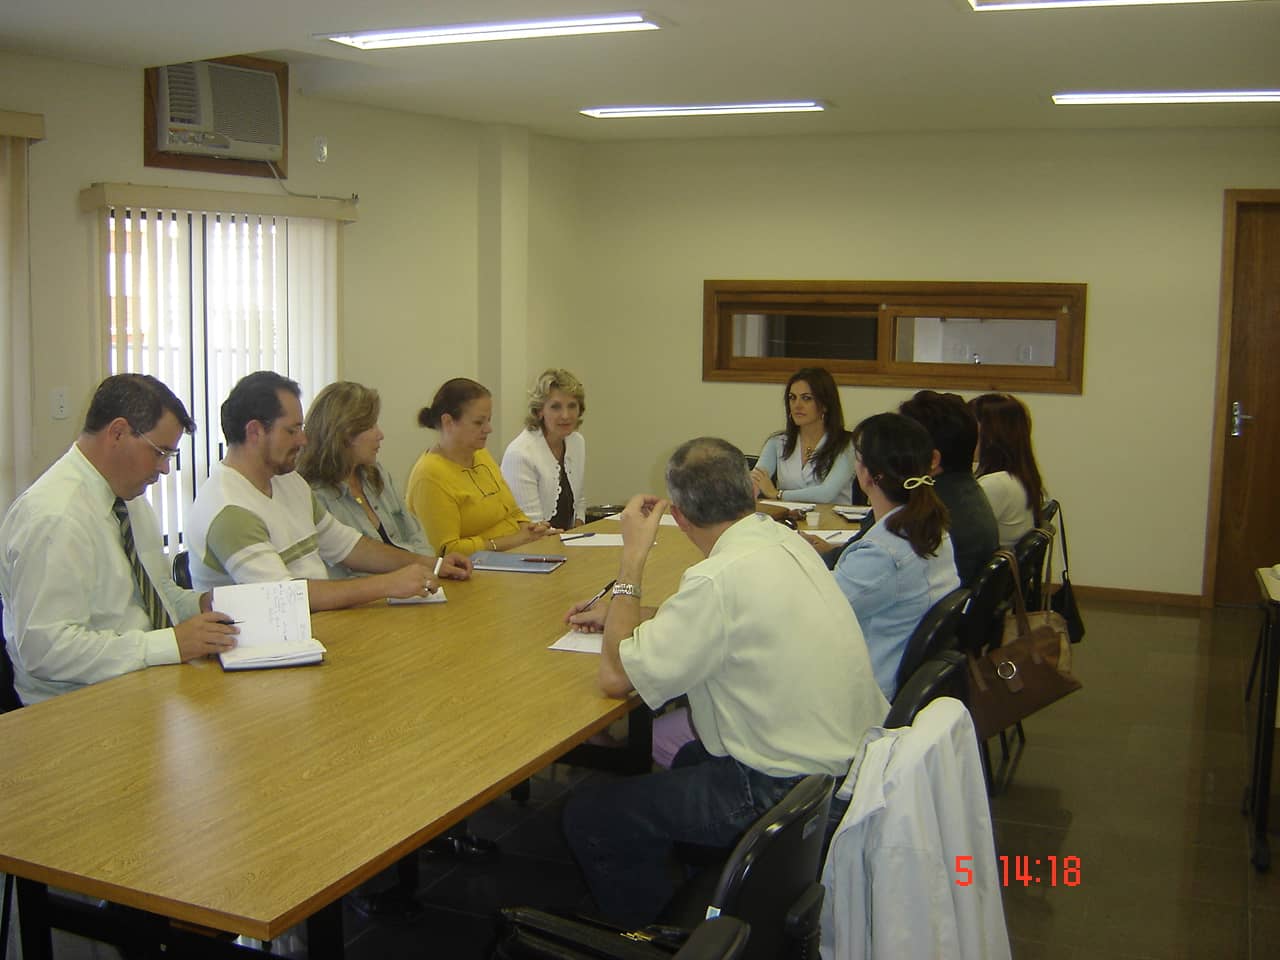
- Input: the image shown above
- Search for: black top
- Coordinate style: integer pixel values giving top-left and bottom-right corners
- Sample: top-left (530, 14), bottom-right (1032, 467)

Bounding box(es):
top-left (932, 470), bottom-right (1000, 586)
top-left (551, 457), bottom-right (575, 531)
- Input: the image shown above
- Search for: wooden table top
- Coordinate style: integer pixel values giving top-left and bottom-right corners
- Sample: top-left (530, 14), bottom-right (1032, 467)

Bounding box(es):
top-left (0, 515), bottom-right (707, 939)
top-left (0, 503), bottom-right (863, 939)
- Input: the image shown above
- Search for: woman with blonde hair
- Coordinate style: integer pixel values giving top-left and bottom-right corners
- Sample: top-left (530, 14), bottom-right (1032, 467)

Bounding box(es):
top-left (501, 368), bottom-right (587, 529)
top-left (297, 380), bottom-right (470, 580)
top-left (407, 378), bottom-right (557, 555)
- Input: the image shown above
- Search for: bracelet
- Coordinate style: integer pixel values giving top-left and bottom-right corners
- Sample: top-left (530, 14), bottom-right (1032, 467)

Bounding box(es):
top-left (611, 582), bottom-right (640, 599)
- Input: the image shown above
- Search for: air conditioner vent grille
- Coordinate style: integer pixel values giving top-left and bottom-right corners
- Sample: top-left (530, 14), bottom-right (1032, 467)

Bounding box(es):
top-left (165, 62), bottom-right (201, 125)
top-left (208, 64), bottom-right (282, 145)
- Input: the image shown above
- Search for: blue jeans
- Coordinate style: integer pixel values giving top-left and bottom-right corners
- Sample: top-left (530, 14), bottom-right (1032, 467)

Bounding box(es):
top-left (563, 741), bottom-right (803, 927)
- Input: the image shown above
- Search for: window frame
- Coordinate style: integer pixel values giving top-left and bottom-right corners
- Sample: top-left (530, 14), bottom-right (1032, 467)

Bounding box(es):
top-left (703, 279), bottom-right (1087, 394)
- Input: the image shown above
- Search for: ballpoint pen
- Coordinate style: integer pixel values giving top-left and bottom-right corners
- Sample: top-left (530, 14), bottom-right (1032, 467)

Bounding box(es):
top-left (580, 579), bottom-right (617, 612)
top-left (521, 556), bottom-right (564, 563)
top-left (561, 532), bottom-right (596, 542)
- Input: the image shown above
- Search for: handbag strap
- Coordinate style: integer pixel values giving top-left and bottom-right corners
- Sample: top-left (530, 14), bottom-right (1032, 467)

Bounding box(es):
top-left (997, 548), bottom-right (1032, 637)
top-left (1055, 502), bottom-right (1072, 577)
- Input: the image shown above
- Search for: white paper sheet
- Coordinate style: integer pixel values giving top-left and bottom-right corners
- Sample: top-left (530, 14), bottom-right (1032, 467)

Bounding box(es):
top-left (549, 630), bottom-right (603, 654)
top-left (388, 587), bottom-right (448, 605)
top-left (759, 499), bottom-right (817, 512)
top-left (559, 533), bottom-right (625, 546)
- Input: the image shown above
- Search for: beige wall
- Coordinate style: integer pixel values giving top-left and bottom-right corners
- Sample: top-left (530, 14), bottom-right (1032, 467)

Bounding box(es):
top-left (6, 47), bottom-right (1280, 596)
top-left (562, 128), bottom-right (1280, 595)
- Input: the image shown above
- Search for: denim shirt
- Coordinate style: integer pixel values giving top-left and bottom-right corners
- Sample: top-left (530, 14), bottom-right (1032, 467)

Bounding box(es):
top-left (833, 507), bottom-right (960, 699)
top-left (310, 463), bottom-right (432, 579)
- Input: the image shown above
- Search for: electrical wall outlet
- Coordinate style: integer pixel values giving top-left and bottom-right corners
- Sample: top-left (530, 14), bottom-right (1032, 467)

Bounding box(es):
top-left (51, 387), bottom-right (69, 420)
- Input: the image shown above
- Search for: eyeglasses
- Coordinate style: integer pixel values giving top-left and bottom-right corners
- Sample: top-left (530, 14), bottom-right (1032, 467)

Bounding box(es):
top-left (134, 431), bottom-right (180, 462)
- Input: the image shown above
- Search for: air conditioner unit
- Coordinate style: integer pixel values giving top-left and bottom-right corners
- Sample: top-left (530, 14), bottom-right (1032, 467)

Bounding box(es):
top-left (156, 61), bottom-right (283, 162)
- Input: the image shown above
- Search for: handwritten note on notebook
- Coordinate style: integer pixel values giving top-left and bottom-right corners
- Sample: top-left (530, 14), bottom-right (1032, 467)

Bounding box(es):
top-left (211, 580), bottom-right (325, 670)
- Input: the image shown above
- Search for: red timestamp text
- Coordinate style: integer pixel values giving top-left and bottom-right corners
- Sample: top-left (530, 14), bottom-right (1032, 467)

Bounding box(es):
top-left (954, 854), bottom-right (1083, 887)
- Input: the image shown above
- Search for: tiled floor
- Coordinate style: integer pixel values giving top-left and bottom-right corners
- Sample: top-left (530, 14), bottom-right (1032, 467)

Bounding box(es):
top-left (8, 597), bottom-right (1280, 958)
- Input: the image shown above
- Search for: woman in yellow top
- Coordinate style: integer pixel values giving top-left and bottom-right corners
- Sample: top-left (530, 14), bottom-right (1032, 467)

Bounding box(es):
top-left (407, 377), bottom-right (559, 555)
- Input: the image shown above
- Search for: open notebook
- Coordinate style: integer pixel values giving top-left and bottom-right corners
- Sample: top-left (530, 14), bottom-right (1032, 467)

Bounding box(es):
top-left (212, 580), bottom-right (326, 670)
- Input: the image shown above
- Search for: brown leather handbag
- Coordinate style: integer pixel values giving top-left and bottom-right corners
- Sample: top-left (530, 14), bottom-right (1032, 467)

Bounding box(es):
top-left (967, 550), bottom-right (1082, 740)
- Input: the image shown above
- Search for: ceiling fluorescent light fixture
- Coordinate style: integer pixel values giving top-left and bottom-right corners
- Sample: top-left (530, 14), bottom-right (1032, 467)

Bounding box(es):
top-left (320, 13), bottom-right (661, 50)
top-left (581, 101), bottom-right (826, 119)
top-left (971, 0), bottom-right (1258, 9)
top-left (1053, 90), bottom-right (1280, 104)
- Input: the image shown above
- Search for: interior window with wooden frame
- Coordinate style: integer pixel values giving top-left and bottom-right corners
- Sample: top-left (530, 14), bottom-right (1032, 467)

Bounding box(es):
top-left (704, 280), bottom-right (1087, 394)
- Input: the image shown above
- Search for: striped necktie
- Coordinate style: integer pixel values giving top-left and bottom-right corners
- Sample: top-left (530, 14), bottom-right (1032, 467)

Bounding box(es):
top-left (112, 497), bottom-right (173, 630)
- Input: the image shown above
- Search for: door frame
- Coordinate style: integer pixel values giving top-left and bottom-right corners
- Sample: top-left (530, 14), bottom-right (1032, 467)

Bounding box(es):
top-left (1202, 189), bottom-right (1280, 606)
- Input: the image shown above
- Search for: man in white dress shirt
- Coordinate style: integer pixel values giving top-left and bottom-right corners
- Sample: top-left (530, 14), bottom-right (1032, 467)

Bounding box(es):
top-left (0, 374), bottom-right (237, 705)
top-left (562, 437), bottom-right (887, 926)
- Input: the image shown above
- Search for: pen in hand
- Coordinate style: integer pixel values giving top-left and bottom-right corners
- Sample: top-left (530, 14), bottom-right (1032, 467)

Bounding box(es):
top-left (581, 579), bottom-right (617, 612)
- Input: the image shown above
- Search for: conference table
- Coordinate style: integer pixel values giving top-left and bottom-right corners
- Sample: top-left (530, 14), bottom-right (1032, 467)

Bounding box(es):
top-left (0, 503), bottom-right (862, 958)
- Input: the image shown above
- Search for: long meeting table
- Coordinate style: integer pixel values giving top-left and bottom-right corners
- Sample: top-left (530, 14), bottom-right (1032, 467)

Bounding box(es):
top-left (0, 516), bottom-right (706, 958)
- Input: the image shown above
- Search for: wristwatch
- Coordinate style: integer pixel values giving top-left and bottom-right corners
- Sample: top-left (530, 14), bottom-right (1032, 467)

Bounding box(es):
top-left (611, 582), bottom-right (641, 600)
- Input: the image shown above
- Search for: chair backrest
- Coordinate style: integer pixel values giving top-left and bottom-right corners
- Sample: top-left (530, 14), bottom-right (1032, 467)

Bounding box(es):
top-left (675, 917), bottom-right (751, 960)
top-left (172, 550), bottom-right (193, 590)
top-left (893, 586), bottom-right (970, 698)
top-left (1012, 528), bottom-right (1052, 610)
top-left (706, 773), bottom-right (834, 960)
top-left (955, 552), bottom-right (1014, 657)
top-left (1041, 498), bottom-right (1060, 528)
top-left (0, 596), bottom-right (23, 713)
top-left (885, 651), bottom-right (967, 729)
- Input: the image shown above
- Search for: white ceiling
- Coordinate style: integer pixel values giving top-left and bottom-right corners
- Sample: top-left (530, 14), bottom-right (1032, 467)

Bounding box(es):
top-left (2, 0), bottom-right (1278, 141)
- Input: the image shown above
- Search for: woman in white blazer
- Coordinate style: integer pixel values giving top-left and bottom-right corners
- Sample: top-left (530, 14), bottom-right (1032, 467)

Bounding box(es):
top-left (501, 369), bottom-right (586, 529)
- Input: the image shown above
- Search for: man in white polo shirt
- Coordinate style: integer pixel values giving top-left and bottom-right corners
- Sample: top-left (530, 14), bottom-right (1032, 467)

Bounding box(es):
top-left (187, 371), bottom-right (469, 609)
top-left (562, 436), bottom-right (888, 927)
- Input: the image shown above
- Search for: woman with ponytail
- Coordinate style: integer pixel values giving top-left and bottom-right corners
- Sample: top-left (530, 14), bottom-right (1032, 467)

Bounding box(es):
top-left (406, 378), bottom-right (557, 556)
top-left (834, 413), bottom-right (960, 698)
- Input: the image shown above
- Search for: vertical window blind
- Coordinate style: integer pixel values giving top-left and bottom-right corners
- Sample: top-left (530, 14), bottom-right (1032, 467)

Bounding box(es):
top-left (104, 205), bottom-right (338, 548)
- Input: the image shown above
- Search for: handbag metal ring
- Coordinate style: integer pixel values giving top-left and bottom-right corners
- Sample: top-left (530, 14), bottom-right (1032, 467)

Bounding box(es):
top-left (996, 660), bottom-right (1018, 681)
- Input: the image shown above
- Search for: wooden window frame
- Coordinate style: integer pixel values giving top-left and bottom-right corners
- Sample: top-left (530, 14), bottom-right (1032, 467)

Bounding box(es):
top-left (703, 280), bottom-right (1087, 394)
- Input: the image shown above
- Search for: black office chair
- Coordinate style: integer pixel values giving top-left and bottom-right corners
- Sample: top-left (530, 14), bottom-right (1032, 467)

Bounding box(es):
top-left (885, 651), bottom-right (967, 729)
top-left (501, 774), bottom-right (834, 960)
top-left (892, 587), bottom-right (970, 700)
top-left (955, 552), bottom-right (1014, 661)
top-left (954, 552), bottom-right (1017, 791)
top-left (1012, 528), bottom-right (1052, 611)
top-left (666, 773), bottom-right (833, 960)
top-left (171, 550), bottom-right (192, 590)
top-left (1041, 498), bottom-right (1060, 528)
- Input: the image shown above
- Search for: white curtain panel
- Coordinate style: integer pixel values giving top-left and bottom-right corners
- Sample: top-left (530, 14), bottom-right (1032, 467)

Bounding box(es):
top-left (0, 136), bottom-right (33, 512)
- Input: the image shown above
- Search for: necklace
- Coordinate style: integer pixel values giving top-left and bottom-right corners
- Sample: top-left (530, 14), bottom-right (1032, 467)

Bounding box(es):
top-left (802, 443), bottom-right (817, 463)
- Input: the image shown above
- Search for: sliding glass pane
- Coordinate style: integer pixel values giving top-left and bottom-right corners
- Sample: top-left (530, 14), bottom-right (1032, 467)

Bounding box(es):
top-left (731, 311), bottom-right (877, 361)
top-left (893, 316), bottom-right (1057, 366)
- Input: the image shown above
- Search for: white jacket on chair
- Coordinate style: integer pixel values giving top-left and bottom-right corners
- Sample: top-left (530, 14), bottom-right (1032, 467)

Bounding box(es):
top-left (820, 698), bottom-right (1010, 960)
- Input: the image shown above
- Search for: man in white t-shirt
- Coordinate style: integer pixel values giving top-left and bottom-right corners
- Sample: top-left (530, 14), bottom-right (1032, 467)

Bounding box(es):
top-left (562, 437), bottom-right (887, 927)
top-left (187, 371), bottom-right (470, 609)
